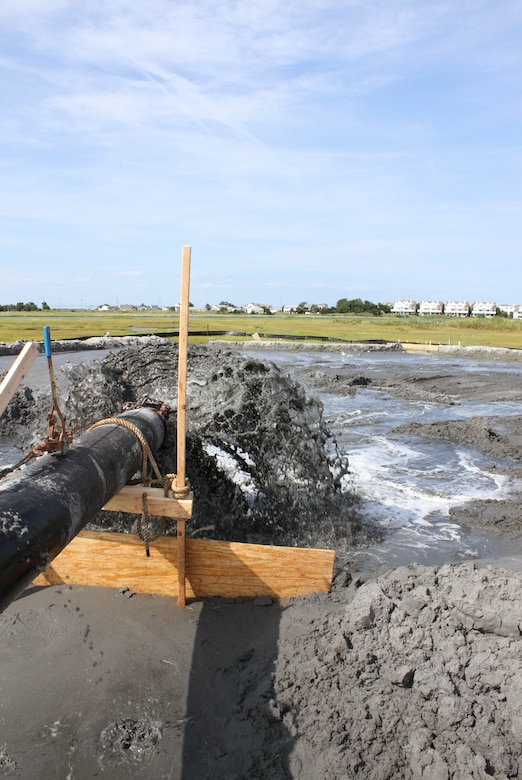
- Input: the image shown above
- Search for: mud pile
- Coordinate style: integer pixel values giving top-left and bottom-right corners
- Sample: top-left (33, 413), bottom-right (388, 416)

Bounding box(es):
top-left (274, 561), bottom-right (522, 779)
top-left (1, 342), bottom-right (368, 549)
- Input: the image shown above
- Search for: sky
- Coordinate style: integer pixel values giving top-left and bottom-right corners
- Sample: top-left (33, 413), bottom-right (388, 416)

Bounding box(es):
top-left (1, 0), bottom-right (521, 309)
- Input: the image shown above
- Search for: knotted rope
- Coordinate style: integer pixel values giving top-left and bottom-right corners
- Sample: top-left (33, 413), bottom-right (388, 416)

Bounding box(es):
top-left (86, 417), bottom-right (177, 553)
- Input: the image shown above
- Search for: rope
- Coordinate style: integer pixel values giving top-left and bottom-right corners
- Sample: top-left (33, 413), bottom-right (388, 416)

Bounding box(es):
top-left (86, 417), bottom-right (163, 485)
top-left (87, 416), bottom-right (172, 556)
top-left (135, 491), bottom-right (166, 557)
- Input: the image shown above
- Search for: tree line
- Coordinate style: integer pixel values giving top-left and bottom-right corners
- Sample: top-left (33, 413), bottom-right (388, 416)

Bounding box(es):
top-left (207, 299), bottom-right (392, 316)
top-left (0, 301), bottom-right (50, 312)
top-left (298, 298), bottom-right (391, 315)
top-left (322, 298), bottom-right (391, 316)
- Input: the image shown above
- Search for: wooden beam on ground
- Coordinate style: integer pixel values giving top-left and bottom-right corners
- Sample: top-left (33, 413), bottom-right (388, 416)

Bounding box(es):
top-left (101, 485), bottom-right (193, 519)
top-left (0, 342), bottom-right (38, 416)
top-left (32, 531), bottom-right (335, 600)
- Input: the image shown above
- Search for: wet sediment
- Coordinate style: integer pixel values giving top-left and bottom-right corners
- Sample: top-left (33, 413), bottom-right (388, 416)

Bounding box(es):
top-left (1, 340), bottom-right (521, 779)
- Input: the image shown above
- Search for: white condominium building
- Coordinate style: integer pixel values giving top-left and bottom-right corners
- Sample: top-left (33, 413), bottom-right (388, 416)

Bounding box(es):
top-left (419, 300), bottom-right (444, 316)
top-left (471, 301), bottom-right (497, 317)
top-left (392, 299), bottom-right (417, 315)
top-left (445, 301), bottom-right (470, 317)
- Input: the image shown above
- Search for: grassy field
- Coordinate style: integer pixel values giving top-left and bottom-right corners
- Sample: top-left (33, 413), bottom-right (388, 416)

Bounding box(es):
top-left (1, 310), bottom-right (522, 350)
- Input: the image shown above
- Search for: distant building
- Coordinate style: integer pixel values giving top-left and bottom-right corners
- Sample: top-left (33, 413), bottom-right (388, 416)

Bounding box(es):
top-left (418, 300), bottom-right (443, 316)
top-left (513, 306), bottom-right (522, 320)
top-left (444, 301), bottom-right (470, 317)
top-left (209, 303), bottom-right (242, 312)
top-left (245, 303), bottom-right (265, 314)
top-left (499, 304), bottom-right (516, 316)
top-left (391, 299), bottom-right (417, 315)
top-left (471, 301), bottom-right (496, 317)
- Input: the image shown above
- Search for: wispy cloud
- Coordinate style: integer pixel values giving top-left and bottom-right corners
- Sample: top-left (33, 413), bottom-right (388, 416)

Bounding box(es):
top-left (1, 1), bottom-right (521, 307)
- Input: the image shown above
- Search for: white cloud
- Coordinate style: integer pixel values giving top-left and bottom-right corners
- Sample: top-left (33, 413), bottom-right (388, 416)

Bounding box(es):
top-left (1, 1), bottom-right (522, 307)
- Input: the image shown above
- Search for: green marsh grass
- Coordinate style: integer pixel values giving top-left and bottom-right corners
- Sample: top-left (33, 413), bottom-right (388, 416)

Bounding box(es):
top-left (1, 311), bottom-right (522, 350)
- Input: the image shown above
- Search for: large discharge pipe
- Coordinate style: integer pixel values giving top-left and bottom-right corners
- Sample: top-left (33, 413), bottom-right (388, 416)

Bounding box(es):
top-left (0, 407), bottom-right (166, 612)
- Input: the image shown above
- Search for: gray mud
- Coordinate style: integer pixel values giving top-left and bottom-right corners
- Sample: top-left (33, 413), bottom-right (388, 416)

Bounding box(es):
top-left (1, 340), bottom-right (522, 779)
top-left (275, 561), bottom-right (522, 780)
top-left (290, 356), bottom-right (522, 406)
top-left (0, 563), bottom-right (520, 779)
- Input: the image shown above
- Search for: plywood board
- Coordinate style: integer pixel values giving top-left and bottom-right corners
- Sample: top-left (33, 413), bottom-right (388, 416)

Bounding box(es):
top-left (0, 342), bottom-right (38, 416)
top-left (33, 531), bottom-right (335, 600)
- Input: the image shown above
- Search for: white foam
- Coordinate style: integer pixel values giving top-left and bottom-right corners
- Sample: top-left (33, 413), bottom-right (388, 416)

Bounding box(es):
top-left (202, 442), bottom-right (260, 503)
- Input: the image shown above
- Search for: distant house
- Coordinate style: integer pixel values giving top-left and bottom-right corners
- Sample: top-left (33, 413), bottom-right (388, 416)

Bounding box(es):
top-left (499, 304), bottom-right (516, 316)
top-left (282, 305), bottom-right (296, 313)
top-left (444, 301), bottom-right (470, 317)
top-left (245, 303), bottom-right (266, 314)
top-left (471, 301), bottom-right (496, 317)
top-left (391, 299), bottom-right (417, 315)
top-left (418, 300), bottom-right (443, 316)
top-left (513, 306), bottom-right (522, 320)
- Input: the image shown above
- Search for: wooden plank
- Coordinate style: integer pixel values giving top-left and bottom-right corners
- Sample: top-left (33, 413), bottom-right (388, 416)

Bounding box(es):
top-left (186, 538), bottom-right (335, 598)
top-left (0, 342), bottom-right (38, 416)
top-left (32, 531), bottom-right (335, 600)
top-left (101, 485), bottom-right (193, 519)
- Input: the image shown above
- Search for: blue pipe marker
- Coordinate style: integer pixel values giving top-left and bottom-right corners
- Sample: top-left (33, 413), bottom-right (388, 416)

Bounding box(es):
top-left (43, 325), bottom-right (52, 358)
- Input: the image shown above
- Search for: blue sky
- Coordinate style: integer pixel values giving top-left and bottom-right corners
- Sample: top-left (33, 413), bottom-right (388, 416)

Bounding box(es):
top-left (1, 0), bottom-right (521, 309)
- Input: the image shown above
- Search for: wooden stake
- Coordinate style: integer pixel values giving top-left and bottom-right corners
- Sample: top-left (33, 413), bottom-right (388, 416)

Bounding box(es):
top-left (0, 342), bottom-right (38, 416)
top-left (176, 246), bottom-right (191, 493)
top-left (175, 246), bottom-right (191, 604)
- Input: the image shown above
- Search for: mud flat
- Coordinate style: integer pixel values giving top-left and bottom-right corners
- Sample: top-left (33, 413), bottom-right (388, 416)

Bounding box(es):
top-left (0, 340), bottom-right (521, 778)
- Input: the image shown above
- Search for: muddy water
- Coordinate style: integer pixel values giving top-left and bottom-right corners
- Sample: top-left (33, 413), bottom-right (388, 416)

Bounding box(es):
top-left (238, 347), bottom-right (522, 568)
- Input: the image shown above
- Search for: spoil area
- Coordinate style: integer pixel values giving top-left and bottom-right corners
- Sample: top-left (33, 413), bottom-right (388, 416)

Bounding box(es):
top-left (0, 341), bottom-right (521, 779)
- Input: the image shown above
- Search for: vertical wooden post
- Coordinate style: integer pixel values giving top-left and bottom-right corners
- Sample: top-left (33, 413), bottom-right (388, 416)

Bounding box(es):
top-left (175, 245), bottom-right (191, 606)
top-left (176, 245), bottom-right (191, 494)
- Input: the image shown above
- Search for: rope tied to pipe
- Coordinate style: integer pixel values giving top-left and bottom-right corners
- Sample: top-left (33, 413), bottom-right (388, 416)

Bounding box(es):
top-left (87, 417), bottom-right (163, 486)
top-left (86, 416), bottom-right (175, 554)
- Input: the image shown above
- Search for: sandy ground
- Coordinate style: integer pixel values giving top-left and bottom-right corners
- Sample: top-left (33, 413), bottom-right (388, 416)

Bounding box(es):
top-left (1, 342), bottom-right (522, 779)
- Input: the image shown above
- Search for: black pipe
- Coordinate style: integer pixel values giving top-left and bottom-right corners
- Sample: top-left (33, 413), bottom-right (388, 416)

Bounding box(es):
top-left (0, 408), bottom-right (166, 612)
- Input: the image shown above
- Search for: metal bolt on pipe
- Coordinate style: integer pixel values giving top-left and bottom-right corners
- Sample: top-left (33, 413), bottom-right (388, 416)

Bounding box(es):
top-left (0, 407), bottom-right (166, 612)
